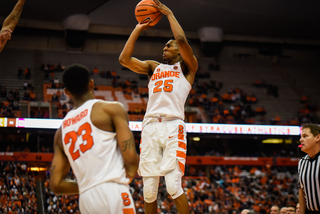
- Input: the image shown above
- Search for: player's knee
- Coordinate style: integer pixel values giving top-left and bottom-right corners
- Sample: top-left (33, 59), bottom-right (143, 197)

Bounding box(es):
top-left (143, 177), bottom-right (158, 203)
top-left (166, 182), bottom-right (184, 199)
top-left (166, 180), bottom-right (178, 196)
top-left (165, 174), bottom-right (184, 199)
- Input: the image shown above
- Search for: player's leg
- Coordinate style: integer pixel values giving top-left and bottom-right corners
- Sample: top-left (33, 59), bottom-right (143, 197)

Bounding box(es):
top-left (162, 120), bottom-right (188, 213)
top-left (143, 176), bottom-right (160, 214)
top-left (165, 164), bottom-right (189, 214)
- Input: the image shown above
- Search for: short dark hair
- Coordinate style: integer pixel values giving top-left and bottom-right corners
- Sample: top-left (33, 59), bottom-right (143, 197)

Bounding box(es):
top-left (302, 123), bottom-right (320, 137)
top-left (62, 64), bottom-right (91, 97)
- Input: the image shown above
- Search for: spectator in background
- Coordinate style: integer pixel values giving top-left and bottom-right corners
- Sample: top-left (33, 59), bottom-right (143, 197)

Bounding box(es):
top-left (241, 209), bottom-right (250, 214)
top-left (0, 88), bottom-right (6, 97)
top-left (56, 62), bottom-right (63, 71)
top-left (279, 207), bottom-right (287, 214)
top-left (92, 66), bottom-right (99, 76)
top-left (23, 82), bottom-right (28, 90)
top-left (51, 79), bottom-right (56, 88)
top-left (44, 65), bottom-right (50, 80)
top-left (23, 91), bottom-right (29, 101)
top-left (13, 89), bottom-right (19, 101)
top-left (111, 70), bottom-right (117, 79)
top-left (286, 205), bottom-right (295, 214)
top-left (60, 91), bottom-right (67, 101)
top-left (270, 205), bottom-right (280, 214)
top-left (51, 93), bottom-right (59, 103)
top-left (18, 67), bottom-right (23, 79)
top-left (300, 96), bottom-right (308, 104)
top-left (27, 81), bottom-right (32, 90)
top-left (56, 90), bottom-right (61, 99)
top-left (0, 0), bottom-right (26, 53)
top-left (43, 110), bottom-right (49, 118)
top-left (29, 90), bottom-right (35, 101)
top-left (49, 64), bottom-right (55, 71)
top-left (12, 99), bottom-right (19, 110)
top-left (296, 203), bottom-right (300, 214)
top-left (54, 77), bottom-right (59, 86)
top-left (24, 67), bottom-right (31, 80)
top-left (50, 70), bottom-right (55, 81)
top-left (35, 107), bottom-right (43, 118)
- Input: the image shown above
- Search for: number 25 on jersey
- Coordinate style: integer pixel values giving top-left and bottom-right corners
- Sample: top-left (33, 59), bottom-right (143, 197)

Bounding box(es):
top-left (64, 122), bottom-right (94, 161)
top-left (153, 79), bottom-right (173, 93)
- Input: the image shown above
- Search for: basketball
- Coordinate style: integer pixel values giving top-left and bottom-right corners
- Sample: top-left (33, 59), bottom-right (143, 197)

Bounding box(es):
top-left (135, 0), bottom-right (162, 27)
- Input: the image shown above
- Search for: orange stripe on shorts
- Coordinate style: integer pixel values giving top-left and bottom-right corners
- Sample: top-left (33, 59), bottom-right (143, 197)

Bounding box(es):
top-left (178, 141), bottom-right (186, 150)
top-left (178, 160), bottom-right (185, 174)
top-left (178, 134), bottom-right (184, 140)
top-left (176, 151), bottom-right (186, 159)
top-left (123, 208), bottom-right (135, 214)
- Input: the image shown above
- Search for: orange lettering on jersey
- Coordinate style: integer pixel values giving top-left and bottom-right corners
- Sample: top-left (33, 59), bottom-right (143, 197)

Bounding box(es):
top-left (63, 109), bottom-right (88, 128)
top-left (151, 71), bottom-right (180, 81)
top-left (165, 71), bottom-right (170, 78)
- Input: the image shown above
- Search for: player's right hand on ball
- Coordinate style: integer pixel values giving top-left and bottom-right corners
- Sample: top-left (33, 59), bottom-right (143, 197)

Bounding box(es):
top-left (136, 18), bottom-right (153, 30)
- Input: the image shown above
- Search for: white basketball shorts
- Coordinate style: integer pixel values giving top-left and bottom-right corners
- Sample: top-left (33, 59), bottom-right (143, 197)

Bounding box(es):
top-left (79, 182), bottom-right (136, 214)
top-left (138, 119), bottom-right (187, 177)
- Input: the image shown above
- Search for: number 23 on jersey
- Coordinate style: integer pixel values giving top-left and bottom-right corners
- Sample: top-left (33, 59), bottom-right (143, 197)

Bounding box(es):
top-left (64, 122), bottom-right (94, 161)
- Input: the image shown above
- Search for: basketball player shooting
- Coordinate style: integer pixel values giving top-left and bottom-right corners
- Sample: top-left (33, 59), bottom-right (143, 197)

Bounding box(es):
top-left (119, 0), bottom-right (198, 213)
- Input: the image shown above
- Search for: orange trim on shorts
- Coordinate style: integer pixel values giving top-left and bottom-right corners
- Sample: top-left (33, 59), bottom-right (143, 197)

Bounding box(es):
top-left (123, 208), bottom-right (135, 214)
top-left (178, 141), bottom-right (186, 150)
top-left (178, 160), bottom-right (185, 174)
top-left (177, 151), bottom-right (186, 159)
top-left (178, 134), bottom-right (184, 140)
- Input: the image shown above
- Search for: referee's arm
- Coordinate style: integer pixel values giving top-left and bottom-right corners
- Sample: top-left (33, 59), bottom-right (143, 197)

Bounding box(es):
top-left (299, 188), bottom-right (306, 214)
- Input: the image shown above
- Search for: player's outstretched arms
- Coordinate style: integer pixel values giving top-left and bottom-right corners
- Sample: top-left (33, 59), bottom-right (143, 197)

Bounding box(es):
top-left (154, 0), bottom-right (198, 74)
top-left (119, 21), bottom-right (158, 75)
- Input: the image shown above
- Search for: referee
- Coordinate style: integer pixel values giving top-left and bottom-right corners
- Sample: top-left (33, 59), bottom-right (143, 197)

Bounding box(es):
top-left (298, 124), bottom-right (320, 214)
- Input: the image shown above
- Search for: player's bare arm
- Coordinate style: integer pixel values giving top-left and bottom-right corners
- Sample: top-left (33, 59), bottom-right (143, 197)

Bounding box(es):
top-left (50, 127), bottom-right (79, 195)
top-left (107, 102), bottom-right (139, 183)
top-left (2, 0), bottom-right (25, 32)
top-left (154, 0), bottom-right (198, 76)
top-left (0, 0), bottom-right (25, 52)
top-left (119, 21), bottom-right (159, 75)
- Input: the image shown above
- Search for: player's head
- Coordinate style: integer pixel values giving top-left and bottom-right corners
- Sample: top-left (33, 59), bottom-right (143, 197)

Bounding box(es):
top-left (162, 37), bottom-right (192, 63)
top-left (62, 64), bottom-right (92, 98)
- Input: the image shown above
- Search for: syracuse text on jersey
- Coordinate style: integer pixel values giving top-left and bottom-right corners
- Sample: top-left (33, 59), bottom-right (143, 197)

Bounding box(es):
top-left (63, 109), bottom-right (88, 129)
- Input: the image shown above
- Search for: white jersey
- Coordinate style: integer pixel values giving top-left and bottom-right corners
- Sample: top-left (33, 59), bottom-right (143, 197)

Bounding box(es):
top-left (61, 99), bottom-right (128, 194)
top-left (142, 62), bottom-right (191, 126)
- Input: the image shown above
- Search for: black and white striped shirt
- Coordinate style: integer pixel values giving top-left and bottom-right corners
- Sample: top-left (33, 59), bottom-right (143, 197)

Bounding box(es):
top-left (298, 152), bottom-right (320, 211)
